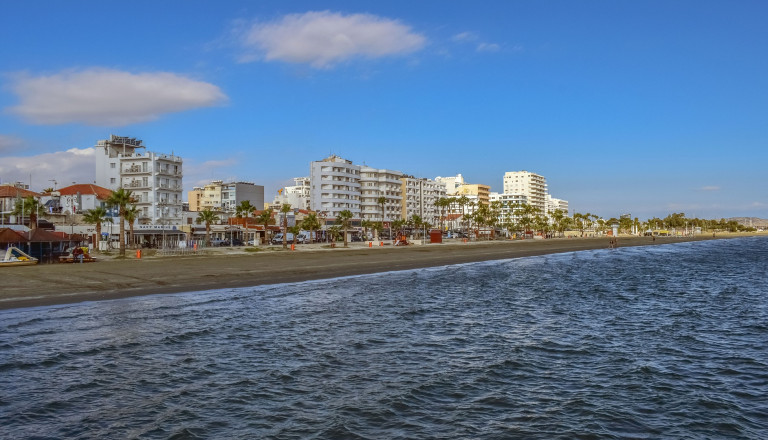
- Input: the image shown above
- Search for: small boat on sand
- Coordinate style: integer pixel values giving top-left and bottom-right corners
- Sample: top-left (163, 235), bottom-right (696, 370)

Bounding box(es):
top-left (1, 247), bottom-right (39, 266)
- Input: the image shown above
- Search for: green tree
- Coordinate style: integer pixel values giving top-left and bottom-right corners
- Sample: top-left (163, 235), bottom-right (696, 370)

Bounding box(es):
top-left (336, 209), bottom-right (353, 247)
top-left (196, 208), bottom-right (220, 246)
top-left (12, 196), bottom-right (44, 230)
top-left (255, 209), bottom-right (274, 244)
top-left (105, 188), bottom-right (134, 257)
top-left (288, 224), bottom-right (301, 246)
top-left (301, 212), bottom-right (321, 244)
top-left (82, 207), bottom-right (112, 252)
top-left (280, 204), bottom-right (292, 249)
top-left (124, 205), bottom-right (139, 248)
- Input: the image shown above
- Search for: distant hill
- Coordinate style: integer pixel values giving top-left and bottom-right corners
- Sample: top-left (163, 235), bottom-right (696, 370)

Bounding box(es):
top-left (728, 217), bottom-right (768, 227)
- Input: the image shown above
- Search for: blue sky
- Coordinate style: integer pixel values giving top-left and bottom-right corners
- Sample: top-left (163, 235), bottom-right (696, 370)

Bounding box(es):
top-left (1, 0), bottom-right (766, 220)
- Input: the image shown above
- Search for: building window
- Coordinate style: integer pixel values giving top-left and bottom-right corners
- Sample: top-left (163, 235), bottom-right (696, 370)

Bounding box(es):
top-left (110, 162), bottom-right (116, 169)
top-left (110, 178), bottom-right (116, 184)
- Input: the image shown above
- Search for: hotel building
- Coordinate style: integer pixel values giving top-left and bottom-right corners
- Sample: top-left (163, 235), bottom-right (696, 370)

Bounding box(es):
top-left (95, 135), bottom-right (183, 225)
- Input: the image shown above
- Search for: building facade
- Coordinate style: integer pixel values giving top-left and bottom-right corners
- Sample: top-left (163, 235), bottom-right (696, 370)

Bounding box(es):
top-left (434, 174), bottom-right (465, 196)
top-left (502, 171), bottom-right (547, 214)
top-left (546, 195), bottom-right (569, 215)
top-left (400, 177), bottom-right (446, 225)
top-left (188, 181), bottom-right (264, 212)
top-left (489, 192), bottom-right (529, 225)
top-left (309, 155), bottom-right (361, 218)
top-left (273, 177), bottom-right (311, 211)
top-left (95, 135), bottom-right (183, 225)
top-left (359, 166), bottom-right (404, 222)
top-left (456, 183), bottom-right (491, 206)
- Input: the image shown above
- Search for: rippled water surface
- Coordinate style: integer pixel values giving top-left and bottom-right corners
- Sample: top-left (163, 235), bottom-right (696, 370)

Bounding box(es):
top-left (2, 237), bottom-right (768, 439)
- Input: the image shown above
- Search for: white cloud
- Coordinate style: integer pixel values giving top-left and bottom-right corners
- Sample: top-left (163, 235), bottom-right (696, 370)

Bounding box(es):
top-left (0, 147), bottom-right (96, 189)
top-left (452, 31), bottom-right (478, 42)
top-left (476, 42), bottom-right (501, 52)
top-left (238, 11), bottom-right (426, 68)
top-left (6, 69), bottom-right (227, 126)
top-left (700, 186), bottom-right (720, 191)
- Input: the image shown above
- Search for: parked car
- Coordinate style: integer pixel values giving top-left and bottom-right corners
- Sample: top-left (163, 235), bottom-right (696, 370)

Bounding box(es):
top-left (270, 233), bottom-right (294, 245)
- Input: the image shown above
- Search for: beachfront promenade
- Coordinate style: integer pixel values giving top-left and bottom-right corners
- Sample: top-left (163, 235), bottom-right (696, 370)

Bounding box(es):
top-left (0, 234), bottom-right (758, 311)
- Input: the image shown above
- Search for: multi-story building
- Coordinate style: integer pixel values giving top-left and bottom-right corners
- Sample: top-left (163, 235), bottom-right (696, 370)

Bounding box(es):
top-left (0, 183), bottom-right (39, 222)
top-left (188, 181), bottom-right (264, 212)
top-left (455, 183), bottom-right (491, 206)
top-left (435, 174), bottom-right (465, 196)
top-left (95, 135), bottom-right (183, 225)
top-left (400, 177), bottom-right (446, 225)
top-left (489, 192), bottom-right (529, 225)
top-left (273, 177), bottom-right (311, 211)
top-left (546, 195), bottom-right (569, 216)
top-left (359, 166), bottom-right (404, 222)
top-left (502, 171), bottom-right (547, 214)
top-left (309, 155), bottom-right (361, 218)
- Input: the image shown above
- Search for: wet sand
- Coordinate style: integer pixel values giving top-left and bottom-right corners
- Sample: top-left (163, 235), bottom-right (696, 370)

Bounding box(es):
top-left (0, 235), bottom-right (744, 310)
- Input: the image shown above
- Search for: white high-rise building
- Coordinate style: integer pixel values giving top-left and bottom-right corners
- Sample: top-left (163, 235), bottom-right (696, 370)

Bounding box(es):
top-left (360, 166), bottom-right (403, 222)
top-left (546, 195), bottom-right (569, 215)
top-left (309, 155), bottom-right (361, 218)
top-left (435, 174), bottom-right (465, 195)
top-left (489, 192), bottom-right (529, 225)
top-left (502, 171), bottom-right (547, 214)
top-left (401, 177), bottom-right (446, 225)
top-left (94, 135), bottom-right (183, 225)
top-left (276, 177), bottom-right (311, 211)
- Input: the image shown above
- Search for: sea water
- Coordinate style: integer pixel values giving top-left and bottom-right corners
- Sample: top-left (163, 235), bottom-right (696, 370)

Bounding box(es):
top-left (1, 237), bottom-right (767, 439)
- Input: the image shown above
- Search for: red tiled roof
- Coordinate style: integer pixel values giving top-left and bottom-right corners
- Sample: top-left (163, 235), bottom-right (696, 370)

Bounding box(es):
top-left (0, 228), bottom-right (27, 243)
top-left (0, 186), bottom-right (40, 198)
top-left (26, 228), bottom-right (69, 242)
top-left (57, 184), bottom-right (113, 200)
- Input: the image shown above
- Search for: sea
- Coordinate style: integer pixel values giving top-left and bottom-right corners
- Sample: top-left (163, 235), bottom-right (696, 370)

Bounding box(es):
top-left (1, 236), bottom-right (767, 439)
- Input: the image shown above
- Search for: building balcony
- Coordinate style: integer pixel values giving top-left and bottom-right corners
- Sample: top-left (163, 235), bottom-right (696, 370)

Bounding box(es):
top-left (123, 166), bottom-right (150, 174)
top-left (124, 181), bottom-right (151, 189)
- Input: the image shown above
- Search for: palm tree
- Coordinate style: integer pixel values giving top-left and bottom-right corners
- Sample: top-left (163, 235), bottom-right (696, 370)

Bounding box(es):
top-left (196, 208), bottom-right (220, 246)
top-left (435, 197), bottom-right (450, 232)
top-left (255, 209), bottom-right (274, 244)
top-left (280, 204), bottom-right (292, 249)
top-left (236, 200), bottom-right (256, 219)
top-left (336, 209), bottom-right (353, 247)
top-left (235, 200), bottom-right (256, 244)
top-left (410, 214), bottom-right (423, 239)
top-left (124, 205), bottom-right (139, 248)
top-left (105, 188), bottom-right (133, 257)
top-left (301, 212), bottom-right (321, 244)
top-left (550, 209), bottom-right (565, 238)
top-left (377, 195), bottom-right (388, 239)
top-left (82, 207), bottom-right (112, 252)
top-left (12, 196), bottom-right (44, 230)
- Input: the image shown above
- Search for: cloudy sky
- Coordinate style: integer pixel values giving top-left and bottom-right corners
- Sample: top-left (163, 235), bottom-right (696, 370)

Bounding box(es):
top-left (1, 0), bottom-right (766, 220)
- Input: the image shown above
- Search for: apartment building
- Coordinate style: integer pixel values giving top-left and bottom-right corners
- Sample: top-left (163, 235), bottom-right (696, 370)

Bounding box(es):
top-left (359, 166), bottom-right (404, 222)
top-left (94, 135), bottom-right (183, 225)
top-left (502, 171), bottom-right (547, 214)
top-left (309, 155), bottom-right (361, 218)
top-left (546, 195), bottom-right (569, 215)
top-left (489, 192), bottom-right (529, 225)
top-left (188, 181), bottom-right (264, 212)
top-left (434, 174), bottom-right (465, 196)
top-left (456, 183), bottom-right (491, 206)
top-left (272, 177), bottom-right (311, 211)
top-left (401, 177), bottom-right (446, 225)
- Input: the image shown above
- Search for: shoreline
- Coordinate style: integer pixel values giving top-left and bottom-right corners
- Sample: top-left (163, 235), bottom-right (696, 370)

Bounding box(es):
top-left (0, 234), bottom-right (760, 311)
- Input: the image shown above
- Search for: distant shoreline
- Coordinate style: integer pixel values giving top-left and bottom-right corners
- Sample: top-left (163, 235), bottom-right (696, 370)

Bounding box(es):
top-left (0, 233), bottom-right (762, 311)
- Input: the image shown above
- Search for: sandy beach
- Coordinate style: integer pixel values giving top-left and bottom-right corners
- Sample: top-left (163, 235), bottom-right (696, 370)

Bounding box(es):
top-left (0, 234), bottom-right (754, 310)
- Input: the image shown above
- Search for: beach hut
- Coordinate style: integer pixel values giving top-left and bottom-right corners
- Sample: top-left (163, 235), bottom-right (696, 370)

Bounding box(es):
top-left (24, 228), bottom-right (70, 263)
top-left (0, 227), bottom-right (28, 249)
